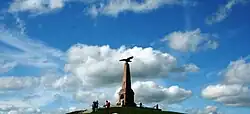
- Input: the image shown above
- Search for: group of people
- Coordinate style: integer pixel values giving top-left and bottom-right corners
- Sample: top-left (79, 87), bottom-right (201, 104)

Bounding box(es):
top-left (92, 100), bottom-right (111, 112)
top-left (138, 102), bottom-right (159, 110)
top-left (92, 100), bottom-right (159, 112)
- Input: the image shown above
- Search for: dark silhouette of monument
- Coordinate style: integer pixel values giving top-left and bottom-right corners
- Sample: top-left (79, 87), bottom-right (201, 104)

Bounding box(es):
top-left (117, 56), bottom-right (136, 107)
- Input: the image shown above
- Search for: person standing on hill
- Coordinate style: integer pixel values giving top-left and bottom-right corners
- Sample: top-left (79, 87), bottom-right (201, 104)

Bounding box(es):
top-left (107, 100), bottom-right (110, 108)
top-left (104, 100), bottom-right (111, 109)
top-left (96, 100), bottom-right (99, 109)
top-left (92, 101), bottom-right (96, 112)
top-left (156, 104), bottom-right (159, 110)
top-left (139, 102), bottom-right (142, 108)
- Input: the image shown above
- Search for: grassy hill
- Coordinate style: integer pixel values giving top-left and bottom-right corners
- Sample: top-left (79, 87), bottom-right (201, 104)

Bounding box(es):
top-left (67, 107), bottom-right (185, 114)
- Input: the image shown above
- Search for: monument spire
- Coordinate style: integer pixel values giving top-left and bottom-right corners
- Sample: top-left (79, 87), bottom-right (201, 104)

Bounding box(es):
top-left (117, 56), bottom-right (136, 107)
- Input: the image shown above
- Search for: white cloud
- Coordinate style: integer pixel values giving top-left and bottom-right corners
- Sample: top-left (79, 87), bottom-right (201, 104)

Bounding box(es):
top-left (0, 76), bottom-right (39, 90)
top-left (206, 0), bottom-right (249, 24)
top-left (0, 12), bottom-right (199, 113)
top-left (7, 0), bottom-right (99, 15)
top-left (161, 29), bottom-right (219, 52)
top-left (222, 57), bottom-right (250, 84)
top-left (202, 56), bottom-right (250, 107)
top-left (74, 90), bottom-right (109, 104)
top-left (114, 81), bottom-right (192, 104)
top-left (0, 75), bottom-right (62, 110)
top-left (65, 44), bottom-right (199, 88)
top-left (0, 22), bottom-right (199, 113)
top-left (8, 0), bottom-right (65, 14)
top-left (7, 0), bottom-right (196, 17)
top-left (202, 84), bottom-right (250, 107)
top-left (186, 105), bottom-right (221, 114)
top-left (25, 91), bottom-right (59, 108)
top-left (0, 100), bottom-right (34, 113)
top-left (86, 0), bottom-right (195, 17)
top-left (0, 26), bottom-right (65, 70)
top-left (0, 105), bottom-right (40, 114)
top-left (53, 75), bottom-right (82, 92)
top-left (0, 69), bottom-right (62, 91)
top-left (0, 60), bottom-right (17, 73)
top-left (73, 81), bottom-right (192, 108)
top-left (171, 63), bottom-right (200, 72)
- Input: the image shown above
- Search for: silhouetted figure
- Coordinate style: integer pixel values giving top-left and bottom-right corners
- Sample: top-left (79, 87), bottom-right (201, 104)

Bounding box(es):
top-left (96, 100), bottom-right (99, 109)
top-left (121, 99), bottom-right (125, 107)
top-left (139, 102), bottom-right (142, 108)
top-left (92, 101), bottom-right (96, 112)
top-left (156, 104), bottom-right (159, 110)
top-left (107, 101), bottom-right (110, 108)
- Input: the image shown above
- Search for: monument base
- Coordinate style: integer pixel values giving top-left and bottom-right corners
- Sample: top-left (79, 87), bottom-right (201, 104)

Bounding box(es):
top-left (67, 107), bottom-right (184, 114)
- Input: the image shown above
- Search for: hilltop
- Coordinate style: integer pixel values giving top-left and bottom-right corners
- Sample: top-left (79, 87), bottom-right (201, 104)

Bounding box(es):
top-left (67, 107), bottom-right (185, 114)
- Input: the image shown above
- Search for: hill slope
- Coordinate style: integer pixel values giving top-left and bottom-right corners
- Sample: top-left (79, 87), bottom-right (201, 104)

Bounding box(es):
top-left (67, 107), bottom-right (185, 114)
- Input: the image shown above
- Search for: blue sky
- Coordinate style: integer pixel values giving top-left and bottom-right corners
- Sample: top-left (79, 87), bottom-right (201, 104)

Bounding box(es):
top-left (0, 0), bottom-right (250, 114)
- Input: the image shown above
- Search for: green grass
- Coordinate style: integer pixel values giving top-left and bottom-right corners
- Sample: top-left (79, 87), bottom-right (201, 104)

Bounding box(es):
top-left (67, 107), bottom-right (185, 114)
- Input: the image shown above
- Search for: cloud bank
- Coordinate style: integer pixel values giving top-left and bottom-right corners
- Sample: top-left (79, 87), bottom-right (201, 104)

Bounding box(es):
top-left (65, 44), bottom-right (199, 88)
top-left (131, 81), bottom-right (192, 104)
top-left (0, 22), bottom-right (197, 113)
top-left (202, 57), bottom-right (250, 107)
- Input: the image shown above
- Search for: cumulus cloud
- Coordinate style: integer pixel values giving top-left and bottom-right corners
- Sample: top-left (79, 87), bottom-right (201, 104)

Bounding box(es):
top-left (0, 22), bottom-right (198, 113)
top-left (161, 29), bottom-right (219, 52)
top-left (65, 44), bottom-right (199, 88)
top-left (222, 57), bottom-right (250, 84)
top-left (186, 105), bottom-right (221, 114)
top-left (0, 10), bottom-right (199, 113)
top-left (202, 56), bottom-right (250, 107)
top-left (206, 0), bottom-right (249, 24)
top-left (86, 0), bottom-right (196, 17)
top-left (114, 81), bottom-right (192, 104)
top-left (202, 84), bottom-right (250, 107)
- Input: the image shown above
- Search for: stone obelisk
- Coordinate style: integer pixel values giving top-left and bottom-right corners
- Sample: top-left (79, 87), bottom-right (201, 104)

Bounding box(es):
top-left (117, 56), bottom-right (136, 107)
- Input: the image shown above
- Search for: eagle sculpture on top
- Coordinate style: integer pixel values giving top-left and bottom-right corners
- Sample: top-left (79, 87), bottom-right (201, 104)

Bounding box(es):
top-left (119, 56), bottom-right (133, 63)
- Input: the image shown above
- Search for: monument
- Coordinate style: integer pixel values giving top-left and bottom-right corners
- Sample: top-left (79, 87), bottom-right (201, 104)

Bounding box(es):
top-left (67, 56), bottom-right (185, 114)
top-left (117, 56), bottom-right (136, 107)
